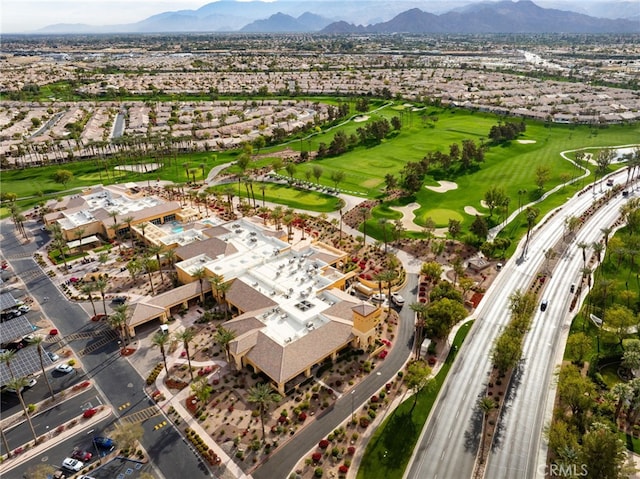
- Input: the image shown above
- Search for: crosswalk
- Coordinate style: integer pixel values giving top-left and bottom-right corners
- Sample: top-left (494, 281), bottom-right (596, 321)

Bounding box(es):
top-left (120, 406), bottom-right (161, 425)
top-left (20, 268), bottom-right (46, 282)
top-left (77, 329), bottom-right (119, 356)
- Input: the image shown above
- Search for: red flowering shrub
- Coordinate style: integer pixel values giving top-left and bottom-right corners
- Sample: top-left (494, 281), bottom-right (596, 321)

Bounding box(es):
top-left (298, 412), bottom-right (307, 422)
top-left (347, 446), bottom-right (356, 455)
top-left (339, 465), bottom-right (349, 473)
top-left (312, 452), bottom-right (322, 463)
top-left (318, 439), bottom-right (329, 449)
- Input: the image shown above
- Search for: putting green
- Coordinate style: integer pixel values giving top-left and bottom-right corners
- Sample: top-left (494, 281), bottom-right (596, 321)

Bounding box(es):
top-left (422, 209), bottom-right (463, 227)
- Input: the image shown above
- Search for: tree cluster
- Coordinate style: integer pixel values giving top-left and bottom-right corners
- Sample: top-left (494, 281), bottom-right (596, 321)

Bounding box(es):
top-left (394, 139), bottom-right (484, 194)
top-left (317, 117), bottom-right (397, 158)
top-left (488, 120), bottom-right (526, 143)
top-left (491, 290), bottom-right (536, 375)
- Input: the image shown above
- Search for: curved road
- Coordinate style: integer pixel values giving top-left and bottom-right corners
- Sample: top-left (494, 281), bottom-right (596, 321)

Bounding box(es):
top-left (252, 273), bottom-right (418, 479)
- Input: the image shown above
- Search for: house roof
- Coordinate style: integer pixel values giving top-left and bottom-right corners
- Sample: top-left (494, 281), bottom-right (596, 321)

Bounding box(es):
top-left (174, 237), bottom-right (237, 262)
top-left (225, 279), bottom-right (277, 313)
top-left (244, 320), bottom-right (354, 384)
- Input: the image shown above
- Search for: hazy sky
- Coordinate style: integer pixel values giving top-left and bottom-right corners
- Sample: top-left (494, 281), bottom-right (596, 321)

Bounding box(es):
top-left (2, 0), bottom-right (605, 34)
top-left (3, 1), bottom-right (206, 33)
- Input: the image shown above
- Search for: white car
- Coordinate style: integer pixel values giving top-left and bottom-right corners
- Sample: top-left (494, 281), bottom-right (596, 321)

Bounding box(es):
top-left (55, 363), bottom-right (74, 374)
top-left (390, 293), bottom-right (405, 306)
top-left (62, 458), bottom-right (84, 472)
top-left (5, 377), bottom-right (37, 393)
top-left (18, 304), bottom-right (31, 313)
top-left (47, 351), bottom-right (60, 362)
top-left (371, 293), bottom-right (387, 303)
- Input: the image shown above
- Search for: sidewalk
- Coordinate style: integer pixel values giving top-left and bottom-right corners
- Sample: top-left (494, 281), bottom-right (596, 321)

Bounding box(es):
top-left (153, 351), bottom-right (252, 479)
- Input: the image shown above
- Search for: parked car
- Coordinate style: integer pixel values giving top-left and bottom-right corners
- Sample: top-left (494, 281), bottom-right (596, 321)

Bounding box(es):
top-left (371, 293), bottom-right (386, 303)
top-left (390, 292), bottom-right (405, 306)
top-left (93, 436), bottom-right (116, 451)
top-left (61, 458), bottom-right (84, 472)
top-left (93, 436), bottom-right (115, 450)
top-left (17, 304), bottom-right (31, 313)
top-left (78, 476), bottom-right (96, 479)
top-left (5, 377), bottom-right (37, 393)
top-left (55, 363), bottom-right (74, 374)
top-left (71, 449), bottom-right (92, 461)
top-left (111, 296), bottom-right (127, 305)
top-left (47, 351), bottom-right (60, 362)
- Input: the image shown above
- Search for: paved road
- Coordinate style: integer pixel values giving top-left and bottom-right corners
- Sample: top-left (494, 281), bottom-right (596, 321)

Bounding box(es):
top-left (404, 182), bottom-right (628, 479)
top-left (2, 388), bottom-right (98, 455)
top-left (1, 220), bottom-right (213, 479)
top-left (486, 179), bottom-right (633, 479)
top-left (252, 273), bottom-right (419, 479)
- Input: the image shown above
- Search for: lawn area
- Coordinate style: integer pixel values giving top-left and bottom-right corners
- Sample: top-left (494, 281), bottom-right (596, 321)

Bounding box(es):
top-left (357, 320), bottom-right (474, 479)
top-left (207, 181), bottom-right (344, 213)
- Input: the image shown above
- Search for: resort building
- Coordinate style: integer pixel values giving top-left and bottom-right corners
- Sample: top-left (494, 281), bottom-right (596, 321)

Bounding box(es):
top-left (127, 216), bottom-right (382, 394)
top-left (42, 184), bottom-right (194, 245)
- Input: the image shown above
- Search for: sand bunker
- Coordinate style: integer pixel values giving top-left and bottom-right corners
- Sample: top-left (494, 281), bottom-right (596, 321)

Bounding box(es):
top-left (517, 140), bottom-right (536, 144)
top-left (115, 163), bottom-right (162, 173)
top-left (353, 115), bottom-right (369, 123)
top-left (480, 200), bottom-right (489, 209)
top-left (426, 181), bottom-right (458, 193)
top-left (390, 202), bottom-right (422, 232)
top-left (464, 206), bottom-right (485, 216)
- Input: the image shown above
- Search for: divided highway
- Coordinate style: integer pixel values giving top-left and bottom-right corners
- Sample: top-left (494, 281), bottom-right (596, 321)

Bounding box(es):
top-left (405, 180), bottom-right (632, 479)
top-left (486, 181), bottom-right (633, 479)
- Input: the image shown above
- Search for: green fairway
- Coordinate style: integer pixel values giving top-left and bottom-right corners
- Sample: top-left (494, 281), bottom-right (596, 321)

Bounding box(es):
top-left (421, 208), bottom-right (463, 227)
top-left (357, 320), bottom-right (474, 479)
top-left (207, 181), bottom-right (343, 213)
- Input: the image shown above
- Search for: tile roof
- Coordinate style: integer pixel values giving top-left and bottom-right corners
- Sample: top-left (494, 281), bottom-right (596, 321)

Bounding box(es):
top-left (225, 279), bottom-right (278, 313)
top-left (174, 237), bottom-right (236, 262)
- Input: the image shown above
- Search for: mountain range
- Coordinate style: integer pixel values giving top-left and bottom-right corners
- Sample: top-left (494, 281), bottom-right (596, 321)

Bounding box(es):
top-left (37, 0), bottom-right (640, 34)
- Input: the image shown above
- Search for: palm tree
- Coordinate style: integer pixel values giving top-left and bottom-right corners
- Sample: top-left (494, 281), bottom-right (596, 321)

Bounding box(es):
top-left (112, 303), bottom-right (131, 343)
top-left (74, 227), bottom-right (86, 252)
top-left (192, 267), bottom-right (207, 304)
top-left (80, 283), bottom-right (98, 317)
top-left (147, 244), bottom-right (165, 284)
top-left (247, 383), bottom-right (282, 443)
top-left (378, 269), bottom-right (399, 317)
top-left (1, 425), bottom-right (11, 459)
top-left (524, 206), bottom-right (539, 251)
top-left (28, 336), bottom-right (55, 399)
top-left (271, 206), bottom-right (284, 231)
top-left (214, 326), bottom-right (236, 363)
top-left (163, 248), bottom-right (177, 270)
top-left (6, 377), bottom-right (38, 444)
top-left (478, 396), bottom-right (497, 460)
top-left (359, 207), bottom-right (370, 247)
top-left (142, 255), bottom-right (158, 295)
top-left (95, 278), bottom-right (108, 315)
top-left (592, 241), bottom-right (604, 265)
top-left (410, 302), bottom-right (429, 359)
top-left (0, 350), bottom-right (17, 379)
top-left (151, 331), bottom-right (172, 377)
top-left (577, 242), bottom-right (589, 268)
top-left (176, 328), bottom-right (196, 381)
top-left (110, 221), bottom-right (123, 251)
top-left (122, 216), bottom-right (135, 249)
